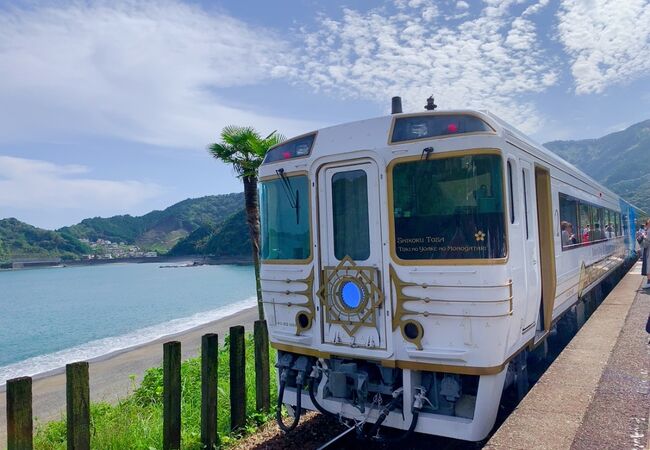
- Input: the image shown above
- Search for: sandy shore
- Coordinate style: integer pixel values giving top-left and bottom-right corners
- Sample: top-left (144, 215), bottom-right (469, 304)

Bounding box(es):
top-left (0, 306), bottom-right (258, 447)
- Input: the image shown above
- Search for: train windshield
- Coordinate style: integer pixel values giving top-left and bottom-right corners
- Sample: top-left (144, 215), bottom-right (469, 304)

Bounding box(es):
top-left (392, 153), bottom-right (507, 261)
top-left (260, 175), bottom-right (311, 261)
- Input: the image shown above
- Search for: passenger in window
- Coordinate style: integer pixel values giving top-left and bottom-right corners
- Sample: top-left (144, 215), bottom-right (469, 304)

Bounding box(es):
top-left (593, 223), bottom-right (604, 241)
top-left (605, 223), bottom-right (614, 239)
top-left (561, 221), bottom-right (576, 246)
top-left (582, 224), bottom-right (591, 242)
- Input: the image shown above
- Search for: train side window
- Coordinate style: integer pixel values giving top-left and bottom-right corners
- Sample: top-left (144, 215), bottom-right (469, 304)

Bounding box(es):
top-left (522, 169), bottom-right (529, 239)
top-left (332, 170), bottom-right (370, 260)
top-left (559, 193), bottom-right (579, 249)
top-left (507, 160), bottom-right (515, 224)
top-left (591, 206), bottom-right (605, 241)
top-left (578, 202), bottom-right (591, 243)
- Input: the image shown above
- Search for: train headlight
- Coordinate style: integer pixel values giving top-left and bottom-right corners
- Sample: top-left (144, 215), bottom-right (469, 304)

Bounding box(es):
top-left (401, 320), bottom-right (424, 348)
top-left (295, 311), bottom-right (312, 332)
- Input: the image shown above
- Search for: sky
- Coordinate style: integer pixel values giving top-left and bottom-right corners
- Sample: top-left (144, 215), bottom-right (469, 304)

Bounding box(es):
top-left (1, 0), bottom-right (649, 229)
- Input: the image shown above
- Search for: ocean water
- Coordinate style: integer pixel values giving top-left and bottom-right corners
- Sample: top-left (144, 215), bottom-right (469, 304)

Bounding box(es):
top-left (0, 262), bottom-right (255, 385)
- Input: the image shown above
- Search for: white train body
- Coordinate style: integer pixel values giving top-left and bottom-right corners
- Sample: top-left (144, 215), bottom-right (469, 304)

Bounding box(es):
top-left (258, 109), bottom-right (640, 441)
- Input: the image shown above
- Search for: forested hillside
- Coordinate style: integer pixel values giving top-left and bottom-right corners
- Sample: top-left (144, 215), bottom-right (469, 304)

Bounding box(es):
top-left (0, 218), bottom-right (91, 262)
top-left (168, 209), bottom-right (250, 257)
top-left (59, 193), bottom-right (244, 252)
top-left (545, 119), bottom-right (650, 213)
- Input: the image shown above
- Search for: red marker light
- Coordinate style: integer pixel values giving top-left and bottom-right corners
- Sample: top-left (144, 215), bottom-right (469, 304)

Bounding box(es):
top-left (282, 151), bottom-right (291, 159)
top-left (447, 123), bottom-right (458, 133)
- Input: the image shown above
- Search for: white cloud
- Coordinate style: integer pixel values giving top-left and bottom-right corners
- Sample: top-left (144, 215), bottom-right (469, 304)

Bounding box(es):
top-left (0, 1), bottom-right (318, 148)
top-left (456, 1), bottom-right (470, 10)
top-left (0, 155), bottom-right (162, 223)
top-left (557, 0), bottom-right (650, 94)
top-left (291, 1), bottom-right (556, 133)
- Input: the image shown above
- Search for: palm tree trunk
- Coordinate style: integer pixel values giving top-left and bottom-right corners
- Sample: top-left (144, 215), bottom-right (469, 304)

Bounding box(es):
top-left (243, 175), bottom-right (264, 320)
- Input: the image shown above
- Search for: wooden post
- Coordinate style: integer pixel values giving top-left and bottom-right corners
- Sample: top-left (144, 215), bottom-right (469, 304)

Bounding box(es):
top-left (229, 325), bottom-right (246, 431)
top-left (254, 320), bottom-right (270, 413)
top-left (66, 362), bottom-right (90, 450)
top-left (6, 377), bottom-right (33, 450)
top-left (201, 334), bottom-right (218, 449)
top-left (163, 341), bottom-right (181, 450)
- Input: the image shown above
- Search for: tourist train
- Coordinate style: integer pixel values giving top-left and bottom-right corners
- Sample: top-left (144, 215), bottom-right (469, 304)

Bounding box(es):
top-left (257, 97), bottom-right (646, 442)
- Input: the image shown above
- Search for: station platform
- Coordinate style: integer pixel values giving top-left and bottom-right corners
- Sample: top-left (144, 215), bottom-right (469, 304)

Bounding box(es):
top-left (485, 262), bottom-right (649, 450)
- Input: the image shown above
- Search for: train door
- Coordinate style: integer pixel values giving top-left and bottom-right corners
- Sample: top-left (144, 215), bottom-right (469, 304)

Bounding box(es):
top-left (316, 161), bottom-right (388, 349)
top-left (534, 166), bottom-right (557, 333)
top-left (519, 159), bottom-right (542, 333)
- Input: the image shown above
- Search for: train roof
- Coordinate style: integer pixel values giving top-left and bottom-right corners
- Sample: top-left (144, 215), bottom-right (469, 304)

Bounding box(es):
top-left (263, 109), bottom-right (645, 213)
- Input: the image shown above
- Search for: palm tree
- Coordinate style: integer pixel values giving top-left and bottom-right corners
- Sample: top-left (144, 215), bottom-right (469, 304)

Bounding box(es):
top-left (208, 126), bottom-right (285, 320)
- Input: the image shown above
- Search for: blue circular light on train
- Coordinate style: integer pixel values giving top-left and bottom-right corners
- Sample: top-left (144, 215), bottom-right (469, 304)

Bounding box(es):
top-left (341, 281), bottom-right (362, 309)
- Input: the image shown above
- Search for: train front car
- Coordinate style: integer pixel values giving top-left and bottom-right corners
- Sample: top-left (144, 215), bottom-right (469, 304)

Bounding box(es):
top-left (259, 110), bottom-right (534, 442)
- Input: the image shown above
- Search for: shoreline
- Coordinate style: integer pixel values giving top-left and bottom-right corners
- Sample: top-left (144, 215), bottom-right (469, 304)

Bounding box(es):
top-left (0, 305), bottom-right (259, 445)
top-left (1, 255), bottom-right (253, 272)
top-left (0, 297), bottom-right (257, 390)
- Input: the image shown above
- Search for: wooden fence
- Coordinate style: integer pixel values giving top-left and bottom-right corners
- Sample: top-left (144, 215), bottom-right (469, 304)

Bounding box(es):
top-left (4, 320), bottom-right (271, 450)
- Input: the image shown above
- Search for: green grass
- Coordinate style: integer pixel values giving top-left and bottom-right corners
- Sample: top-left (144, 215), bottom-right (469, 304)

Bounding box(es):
top-left (34, 334), bottom-right (277, 449)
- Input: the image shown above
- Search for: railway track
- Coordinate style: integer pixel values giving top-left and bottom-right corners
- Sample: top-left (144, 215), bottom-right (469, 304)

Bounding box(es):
top-left (315, 424), bottom-right (475, 450)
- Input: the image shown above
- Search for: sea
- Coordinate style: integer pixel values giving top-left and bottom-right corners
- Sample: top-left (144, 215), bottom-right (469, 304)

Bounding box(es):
top-left (0, 262), bottom-right (256, 386)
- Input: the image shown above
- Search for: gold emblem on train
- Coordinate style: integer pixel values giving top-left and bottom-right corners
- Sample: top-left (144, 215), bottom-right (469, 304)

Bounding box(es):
top-left (317, 256), bottom-right (384, 336)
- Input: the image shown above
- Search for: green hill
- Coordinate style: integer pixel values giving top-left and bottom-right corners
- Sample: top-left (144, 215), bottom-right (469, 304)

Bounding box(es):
top-left (0, 218), bottom-right (91, 262)
top-left (168, 209), bottom-right (251, 258)
top-left (59, 193), bottom-right (244, 252)
top-left (544, 119), bottom-right (650, 213)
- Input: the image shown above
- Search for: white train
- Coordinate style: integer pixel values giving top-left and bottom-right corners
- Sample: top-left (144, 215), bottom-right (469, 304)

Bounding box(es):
top-left (258, 98), bottom-right (645, 442)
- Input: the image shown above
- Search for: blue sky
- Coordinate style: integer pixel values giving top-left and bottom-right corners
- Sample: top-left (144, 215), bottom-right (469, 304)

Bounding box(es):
top-left (1, 0), bottom-right (649, 229)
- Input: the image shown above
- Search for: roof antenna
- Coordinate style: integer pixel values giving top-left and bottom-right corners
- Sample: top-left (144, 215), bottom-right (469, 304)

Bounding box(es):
top-left (391, 96), bottom-right (403, 114)
top-left (424, 95), bottom-right (437, 111)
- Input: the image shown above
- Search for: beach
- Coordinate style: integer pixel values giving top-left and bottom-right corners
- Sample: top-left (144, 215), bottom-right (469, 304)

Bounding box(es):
top-left (0, 305), bottom-right (258, 446)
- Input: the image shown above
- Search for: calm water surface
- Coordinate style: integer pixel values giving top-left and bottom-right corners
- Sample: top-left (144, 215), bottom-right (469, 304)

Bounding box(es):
top-left (0, 262), bottom-right (255, 384)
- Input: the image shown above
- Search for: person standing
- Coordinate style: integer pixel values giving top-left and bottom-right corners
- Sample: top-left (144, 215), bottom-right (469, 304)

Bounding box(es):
top-left (642, 220), bottom-right (650, 289)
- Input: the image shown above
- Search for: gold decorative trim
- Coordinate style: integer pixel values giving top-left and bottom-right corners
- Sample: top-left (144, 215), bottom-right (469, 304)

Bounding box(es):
top-left (390, 265), bottom-right (513, 334)
top-left (386, 149), bottom-right (509, 266)
top-left (534, 165), bottom-right (557, 331)
top-left (261, 269), bottom-right (315, 335)
top-left (316, 256), bottom-right (384, 337)
top-left (400, 319), bottom-right (424, 350)
top-left (270, 340), bottom-right (533, 376)
top-left (578, 254), bottom-right (625, 298)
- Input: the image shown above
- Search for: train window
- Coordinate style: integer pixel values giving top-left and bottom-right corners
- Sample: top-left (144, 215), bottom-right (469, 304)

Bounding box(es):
top-left (522, 169), bottom-right (529, 239)
top-left (559, 194), bottom-right (579, 249)
top-left (507, 161), bottom-right (515, 224)
top-left (332, 170), bottom-right (370, 260)
top-left (391, 153), bottom-right (506, 260)
top-left (260, 175), bottom-right (311, 261)
top-left (578, 202), bottom-right (591, 243)
top-left (391, 114), bottom-right (493, 143)
top-left (591, 207), bottom-right (605, 241)
top-left (604, 210), bottom-right (614, 239)
top-left (615, 212), bottom-right (621, 236)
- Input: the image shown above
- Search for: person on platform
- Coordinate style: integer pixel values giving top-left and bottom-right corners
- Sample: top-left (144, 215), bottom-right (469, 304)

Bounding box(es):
top-left (641, 220), bottom-right (650, 289)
